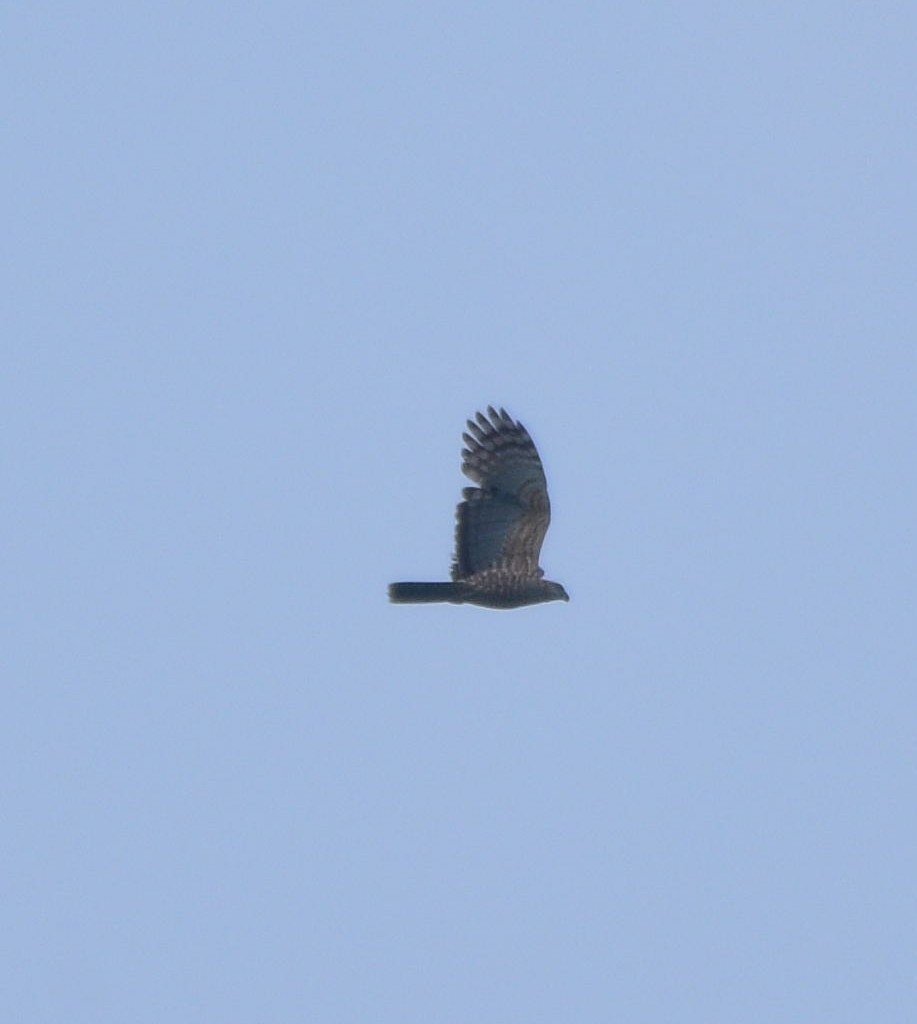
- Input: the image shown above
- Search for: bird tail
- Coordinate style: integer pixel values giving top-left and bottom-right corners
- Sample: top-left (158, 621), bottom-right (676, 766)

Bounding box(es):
top-left (388, 582), bottom-right (464, 604)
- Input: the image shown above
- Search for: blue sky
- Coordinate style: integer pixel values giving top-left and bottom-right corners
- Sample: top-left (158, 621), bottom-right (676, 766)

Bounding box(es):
top-left (4, 4), bottom-right (916, 1021)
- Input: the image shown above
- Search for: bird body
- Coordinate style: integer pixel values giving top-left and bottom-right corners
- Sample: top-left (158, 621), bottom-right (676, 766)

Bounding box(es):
top-left (389, 407), bottom-right (569, 609)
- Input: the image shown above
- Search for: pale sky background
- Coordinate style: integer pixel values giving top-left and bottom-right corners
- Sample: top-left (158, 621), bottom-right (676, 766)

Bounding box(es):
top-left (4, 4), bottom-right (916, 1022)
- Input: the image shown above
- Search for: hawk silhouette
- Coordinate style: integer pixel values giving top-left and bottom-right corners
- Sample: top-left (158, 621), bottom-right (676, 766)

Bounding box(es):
top-left (389, 407), bottom-right (569, 609)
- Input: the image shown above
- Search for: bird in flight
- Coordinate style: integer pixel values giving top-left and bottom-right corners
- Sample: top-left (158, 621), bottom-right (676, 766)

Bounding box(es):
top-left (389, 406), bottom-right (569, 609)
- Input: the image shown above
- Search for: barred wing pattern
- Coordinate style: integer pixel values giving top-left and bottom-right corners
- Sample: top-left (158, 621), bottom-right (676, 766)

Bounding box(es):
top-left (454, 408), bottom-right (550, 580)
top-left (389, 407), bottom-right (569, 609)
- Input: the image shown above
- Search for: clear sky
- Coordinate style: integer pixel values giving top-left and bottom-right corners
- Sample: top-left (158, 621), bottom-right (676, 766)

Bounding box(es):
top-left (5, 4), bottom-right (916, 1022)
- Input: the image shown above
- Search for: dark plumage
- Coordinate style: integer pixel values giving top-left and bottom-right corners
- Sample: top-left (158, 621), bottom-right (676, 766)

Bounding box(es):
top-left (389, 407), bottom-right (569, 609)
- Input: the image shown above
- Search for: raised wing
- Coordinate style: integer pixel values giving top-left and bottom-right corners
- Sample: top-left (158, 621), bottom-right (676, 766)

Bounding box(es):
top-left (452, 407), bottom-right (551, 580)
